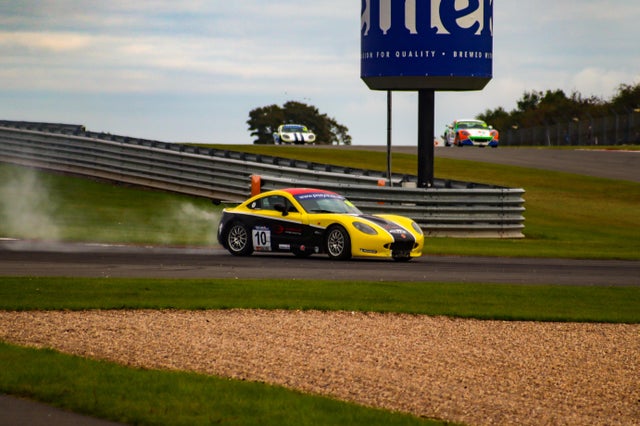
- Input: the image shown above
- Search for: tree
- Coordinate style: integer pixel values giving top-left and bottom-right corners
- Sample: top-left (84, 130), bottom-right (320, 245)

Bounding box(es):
top-left (611, 83), bottom-right (640, 111)
top-left (477, 106), bottom-right (510, 132)
top-left (247, 104), bottom-right (284, 145)
top-left (477, 86), bottom-right (618, 130)
top-left (247, 101), bottom-right (351, 145)
top-left (516, 90), bottom-right (543, 113)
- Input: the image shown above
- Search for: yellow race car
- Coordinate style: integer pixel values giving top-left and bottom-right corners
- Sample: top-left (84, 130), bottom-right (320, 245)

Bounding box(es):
top-left (217, 188), bottom-right (424, 261)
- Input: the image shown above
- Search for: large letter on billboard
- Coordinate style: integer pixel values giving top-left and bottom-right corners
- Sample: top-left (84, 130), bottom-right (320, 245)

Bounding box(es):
top-left (439, 0), bottom-right (480, 35)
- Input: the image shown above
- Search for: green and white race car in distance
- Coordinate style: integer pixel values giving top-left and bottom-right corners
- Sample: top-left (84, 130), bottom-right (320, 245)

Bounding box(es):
top-left (443, 119), bottom-right (499, 148)
top-left (273, 124), bottom-right (316, 145)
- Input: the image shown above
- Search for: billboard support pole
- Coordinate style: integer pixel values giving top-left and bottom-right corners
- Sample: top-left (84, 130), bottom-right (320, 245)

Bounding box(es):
top-left (386, 90), bottom-right (392, 185)
top-left (417, 89), bottom-right (435, 188)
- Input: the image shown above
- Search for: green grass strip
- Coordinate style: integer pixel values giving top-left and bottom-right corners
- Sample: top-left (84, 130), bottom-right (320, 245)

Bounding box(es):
top-left (1, 277), bottom-right (638, 323)
top-left (0, 342), bottom-right (440, 426)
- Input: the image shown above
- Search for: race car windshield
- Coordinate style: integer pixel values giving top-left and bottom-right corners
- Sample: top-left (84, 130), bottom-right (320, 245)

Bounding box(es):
top-left (295, 193), bottom-right (362, 214)
top-left (283, 125), bottom-right (306, 132)
top-left (459, 121), bottom-right (486, 129)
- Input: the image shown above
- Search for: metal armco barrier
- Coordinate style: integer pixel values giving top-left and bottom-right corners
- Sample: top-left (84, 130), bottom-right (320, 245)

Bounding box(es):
top-left (0, 121), bottom-right (525, 238)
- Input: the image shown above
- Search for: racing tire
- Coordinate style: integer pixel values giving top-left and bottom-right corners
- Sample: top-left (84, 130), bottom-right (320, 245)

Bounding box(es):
top-left (325, 225), bottom-right (351, 260)
top-left (226, 222), bottom-right (253, 256)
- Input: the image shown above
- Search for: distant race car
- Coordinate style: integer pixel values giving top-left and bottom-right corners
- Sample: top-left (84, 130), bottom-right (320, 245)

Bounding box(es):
top-left (273, 124), bottom-right (316, 145)
top-left (217, 188), bottom-right (424, 261)
top-left (444, 119), bottom-right (499, 147)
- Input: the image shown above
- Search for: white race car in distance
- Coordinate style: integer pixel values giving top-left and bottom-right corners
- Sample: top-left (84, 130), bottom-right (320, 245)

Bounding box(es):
top-left (273, 124), bottom-right (316, 145)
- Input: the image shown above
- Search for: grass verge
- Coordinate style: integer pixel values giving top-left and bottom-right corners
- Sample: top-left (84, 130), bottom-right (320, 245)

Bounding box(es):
top-left (0, 342), bottom-right (439, 426)
top-left (1, 277), bottom-right (638, 323)
top-left (0, 163), bottom-right (219, 246)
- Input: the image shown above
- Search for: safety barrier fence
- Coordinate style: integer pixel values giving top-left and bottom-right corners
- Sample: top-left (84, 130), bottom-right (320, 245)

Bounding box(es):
top-left (0, 122), bottom-right (525, 237)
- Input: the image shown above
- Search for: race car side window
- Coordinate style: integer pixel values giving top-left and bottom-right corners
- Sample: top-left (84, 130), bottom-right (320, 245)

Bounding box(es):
top-left (261, 196), bottom-right (279, 210)
top-left (249, 195), bottom-right (299, 213)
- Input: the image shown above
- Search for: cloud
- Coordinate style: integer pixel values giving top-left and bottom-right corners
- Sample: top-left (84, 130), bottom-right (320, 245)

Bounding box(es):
top-left (0, 0), bottom-right (359, 96)
top-left (0, 0), bottom-right (638, 145)
top-left (572, 68), bottom-right (640, 99)
top-left (0, 31), bottom-right (92, 52)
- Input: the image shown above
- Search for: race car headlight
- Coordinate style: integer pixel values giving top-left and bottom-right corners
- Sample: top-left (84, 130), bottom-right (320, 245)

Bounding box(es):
top-left (411, 221), bottom-right (423, 235)
top-left (281, 134), bottom-right (292, 141)
top-left (353, 221), bottom-right (378, 235)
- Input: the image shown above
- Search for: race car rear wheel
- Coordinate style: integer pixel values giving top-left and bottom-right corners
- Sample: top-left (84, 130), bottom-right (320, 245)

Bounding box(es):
top-left (325, 225), bottom-right (351, 260)
top-left (226, 222), bottom-right (253, 256)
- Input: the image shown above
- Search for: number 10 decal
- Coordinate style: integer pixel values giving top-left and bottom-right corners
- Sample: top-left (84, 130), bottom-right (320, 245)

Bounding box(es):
top-left (252, 227), bottom-right (271, 251)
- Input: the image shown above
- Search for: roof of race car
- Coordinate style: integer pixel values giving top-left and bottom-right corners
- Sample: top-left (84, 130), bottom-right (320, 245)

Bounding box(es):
top-left (280, 124), bottom-right (310, 131)
top-left (454, 118), bottom-right (486, 124)
top-left (280, 188), bottom-right (337, 196)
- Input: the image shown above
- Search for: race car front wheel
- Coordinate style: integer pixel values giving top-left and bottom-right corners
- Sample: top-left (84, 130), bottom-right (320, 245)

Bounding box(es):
top-left (325, 225), bottom-right (351, 260)
top-left (226, 222), bottom-right (253, 256)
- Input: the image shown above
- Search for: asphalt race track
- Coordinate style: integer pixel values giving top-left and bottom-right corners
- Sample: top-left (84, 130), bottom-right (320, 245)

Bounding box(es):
top-left (1, 240), bottom-right (639, 286)
top-left (337, 145), bottom-right (640, 182)
top-left (433, 146), bottom-right (640, 182)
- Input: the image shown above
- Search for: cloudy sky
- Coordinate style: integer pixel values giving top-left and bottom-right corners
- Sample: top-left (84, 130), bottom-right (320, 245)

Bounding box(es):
top-left (0, 1), bottom-right (638, 146)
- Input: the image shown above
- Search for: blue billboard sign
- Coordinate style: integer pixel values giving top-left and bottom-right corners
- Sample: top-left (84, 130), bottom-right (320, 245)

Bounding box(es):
top-left (361, 0), bottom-right (493, 90)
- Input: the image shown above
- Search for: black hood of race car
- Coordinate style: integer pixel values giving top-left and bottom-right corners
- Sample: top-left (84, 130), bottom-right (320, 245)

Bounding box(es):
top-left (358, 214), bottom-right (415, 242)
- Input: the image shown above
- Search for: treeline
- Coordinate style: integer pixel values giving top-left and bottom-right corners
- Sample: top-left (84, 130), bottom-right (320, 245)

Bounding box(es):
top-left (477, 82), bottom-right (640, 132)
